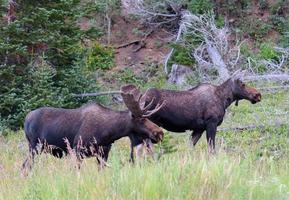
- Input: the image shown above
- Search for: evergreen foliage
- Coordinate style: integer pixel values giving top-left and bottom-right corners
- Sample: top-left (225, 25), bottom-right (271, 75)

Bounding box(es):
top-left (0, 0), bottom-right (104, 130)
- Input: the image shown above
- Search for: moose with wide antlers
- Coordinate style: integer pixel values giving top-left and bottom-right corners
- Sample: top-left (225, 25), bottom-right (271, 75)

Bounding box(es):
top-left (129, 73), bottom-right (262, 159)
top-left (21, 85), bottom-right (164, 174)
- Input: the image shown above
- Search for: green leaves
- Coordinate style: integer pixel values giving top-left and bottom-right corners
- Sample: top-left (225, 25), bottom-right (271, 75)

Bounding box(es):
top-left (84, 43), bottom-right (114, 71)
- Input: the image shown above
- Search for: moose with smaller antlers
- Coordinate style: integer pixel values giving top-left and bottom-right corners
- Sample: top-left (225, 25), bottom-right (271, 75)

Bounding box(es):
top-left (130, 73), bottom-right (262, 159)
top-left (21, 85), bottom-right (164, 173)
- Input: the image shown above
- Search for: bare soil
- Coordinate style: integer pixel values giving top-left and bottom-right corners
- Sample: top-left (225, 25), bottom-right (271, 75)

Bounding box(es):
top-left (109, 15), bottom-right (171, 70)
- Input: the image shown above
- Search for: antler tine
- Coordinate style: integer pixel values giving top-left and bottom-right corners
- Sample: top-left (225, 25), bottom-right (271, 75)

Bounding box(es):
top-left (141, 97), bottom-right (156, 114)
top-left (139, 88), bottom-right (151, 109)
top-left (232, 69), bottom-right (247, 81)
top-left (121, 85), bottom-right (143, 117)
top-left (142, 100), bottom-right (165, 118)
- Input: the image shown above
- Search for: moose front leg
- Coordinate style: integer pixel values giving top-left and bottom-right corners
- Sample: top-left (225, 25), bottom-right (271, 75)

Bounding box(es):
top-left (130, 141), bottom-right (135, 163)
top-left (96, 145), bottom-right (111, 169)
top-left (190, 130), bottom-right (204, 146)
top-left (205, 122), bottom-right (218, 154)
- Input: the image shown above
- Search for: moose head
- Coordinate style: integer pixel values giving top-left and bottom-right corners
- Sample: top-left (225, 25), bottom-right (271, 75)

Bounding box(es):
top-left (230, 71), bottom-right (262, 106)
top-left (121, 84), bottom-right (164, 143)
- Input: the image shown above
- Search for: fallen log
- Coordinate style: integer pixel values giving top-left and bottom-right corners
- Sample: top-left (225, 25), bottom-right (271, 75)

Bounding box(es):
top-left (245, 74), bottom-right (289, 82)
top-left (116, 29), bottom-right (154, 50)
top-left (72, 91), bottom-right (121, 98)
top-left (218, 122), bottom-right (287, 132)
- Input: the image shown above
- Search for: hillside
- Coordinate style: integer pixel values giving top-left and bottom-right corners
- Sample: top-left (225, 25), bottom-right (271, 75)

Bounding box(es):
top-left (0, 1), bottom-right (289, 199)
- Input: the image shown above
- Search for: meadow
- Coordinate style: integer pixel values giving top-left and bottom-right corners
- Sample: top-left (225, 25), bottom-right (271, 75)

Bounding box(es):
top-left (0, 90), bottom-right (288, 200)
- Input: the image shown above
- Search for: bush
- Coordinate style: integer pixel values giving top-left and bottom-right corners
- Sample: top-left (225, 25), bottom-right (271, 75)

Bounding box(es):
top-left (259, 42), bottom-right (279, 60)
top-left (113, 68), bottom-right (144, 86)
top-left (155, 131), bottom-right (177, 159)
top-left (169, 43), bottom-right (195, 67)
top-left (84, 43), bottom-right (115, 71)
top-left (241, 18), bottom-right (272, 41)
top-left (187, 0), bottom-right (213, 14)
top-left (258, 0), bottom-right (269, 10)
top-left (269, 15), bottom-right (289, 33)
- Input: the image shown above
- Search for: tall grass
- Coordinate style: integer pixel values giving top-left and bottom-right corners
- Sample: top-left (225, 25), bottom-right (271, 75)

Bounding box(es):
top-left (0, 91), bottom-right (288, 200)
top-left (1, 126), bottom-right (289, 200)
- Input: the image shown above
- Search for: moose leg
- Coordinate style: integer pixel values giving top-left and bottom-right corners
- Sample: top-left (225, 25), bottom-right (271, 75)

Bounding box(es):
top-left (129, 135), bottom-right (155, 162)
top-left (205, 122), bottom-right (218, 154)
top-left (135, 139), bottom-right (154, 160)
top-left (101, 145), bottom-right (111, 162)
top-left (144, 139), bottom-right (154, 158)
top-left (130, 142), bottom-right (135, 163)
top-left (96, 146), bottom-right (111, 169)
top-left (74, 150), bottom-right (83, 169)
top-left (73, 143), bottom-right (84, 169)
top-left (190, 130), bottom-right (204, 146)
top-left (128, 134), bottom-right (144, 163)
top-left (21, 146), bottom-right (35, 177)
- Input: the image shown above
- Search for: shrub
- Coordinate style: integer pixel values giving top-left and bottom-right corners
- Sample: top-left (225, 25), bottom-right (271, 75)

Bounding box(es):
top-left (114, 68), bottom-right (144, 86)
top-left (84, 43), bottom-right (115, 71)
top-left (269, 15), bottom-right (289, 33)
top-left (187, 0), bottom-right (213, 14)
top-left (259, 42), bottom-right (279, 60)
top-left (241, 18), bottom-right (272, 41)
top-left (258, 0), bottom-right (269, 10)
top-left (155, 131), bottom-right (177, 158)
top-left (169, 43), bottom-right (195, 68)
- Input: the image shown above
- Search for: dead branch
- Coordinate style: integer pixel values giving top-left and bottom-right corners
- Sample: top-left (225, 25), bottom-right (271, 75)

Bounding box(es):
top-left (73, 91), bottom-right (121, 98)
top-left (244, 74), bottom-right (289, 82)
top-left (164, 22), bottom-right (184, 75)
top-left (132, 41), bottom-right (146, 52)
top-left (116, 40), bottom-right (142, 49)
top-left (116, 29), bottom-right (154, 51)
top-left (256, 86), bottom-right (289, 92)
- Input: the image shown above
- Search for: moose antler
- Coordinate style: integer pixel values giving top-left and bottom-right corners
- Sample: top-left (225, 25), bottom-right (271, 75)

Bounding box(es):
top-left (232, 69), bottom-right (247, 81)
top-left (121, 85), bottom-right (165, 118)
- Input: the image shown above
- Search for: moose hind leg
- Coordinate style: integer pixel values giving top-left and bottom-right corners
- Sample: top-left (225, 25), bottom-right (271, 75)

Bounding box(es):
top-left (205, 122), bottom-right (218, 154)
top-left (21, 147), bottom-right (36, 177)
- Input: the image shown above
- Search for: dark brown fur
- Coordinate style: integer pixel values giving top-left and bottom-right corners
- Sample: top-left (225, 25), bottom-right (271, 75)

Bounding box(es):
top-left (130, 78), bottom-right (261, 158)
top-left (22, 102), bottom-right (163, 173)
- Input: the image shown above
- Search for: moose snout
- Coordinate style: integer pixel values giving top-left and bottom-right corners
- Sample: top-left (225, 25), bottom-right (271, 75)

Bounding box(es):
top-left (255, 93), bottom-right (261, 102)
top-left (152, 130), bottom-right (164, 143)
top-left (251, 93), bottom-right (261, 104)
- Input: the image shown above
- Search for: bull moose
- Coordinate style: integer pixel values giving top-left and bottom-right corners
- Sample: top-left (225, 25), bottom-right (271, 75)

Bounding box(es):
top-left (129, 74), bottom-right (262, 159)
top-left (21, 85), bottom-right (164, 173)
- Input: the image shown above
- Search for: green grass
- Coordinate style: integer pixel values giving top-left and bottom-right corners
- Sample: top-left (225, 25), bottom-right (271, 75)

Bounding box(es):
top-left (0, 91), bottom-right (288, 200)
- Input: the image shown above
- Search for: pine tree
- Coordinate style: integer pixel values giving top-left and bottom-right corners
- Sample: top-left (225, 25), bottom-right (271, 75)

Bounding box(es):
top-left (0, 0), bottom-right (101, 129)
